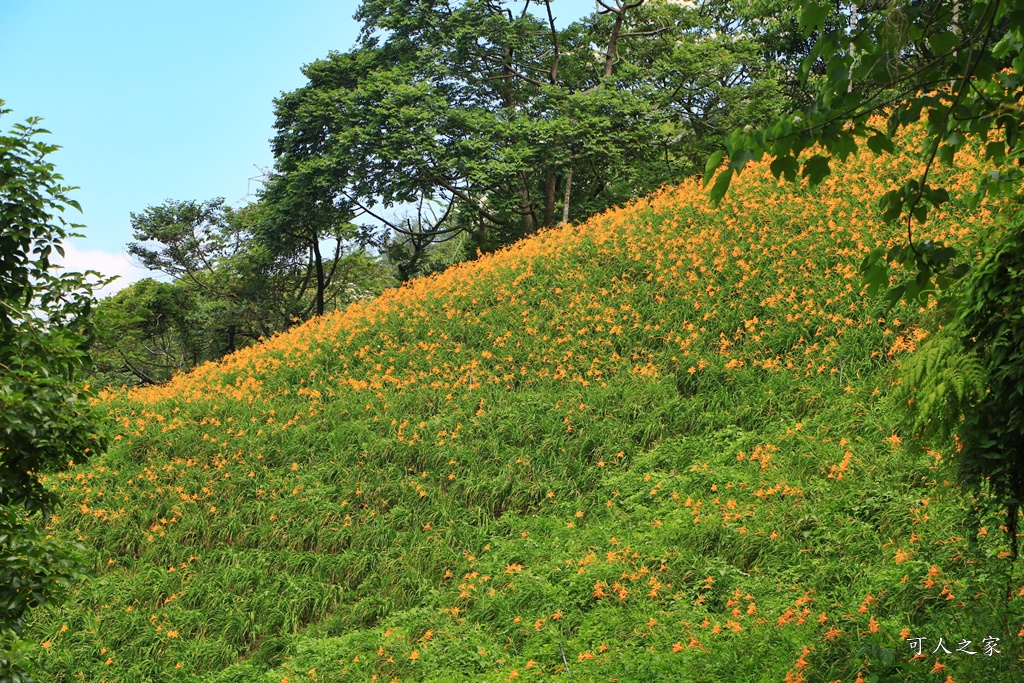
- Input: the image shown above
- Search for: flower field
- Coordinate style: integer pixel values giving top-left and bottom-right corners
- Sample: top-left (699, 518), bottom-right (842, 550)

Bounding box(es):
top-left (29, 129), bottom-right (1024, 681)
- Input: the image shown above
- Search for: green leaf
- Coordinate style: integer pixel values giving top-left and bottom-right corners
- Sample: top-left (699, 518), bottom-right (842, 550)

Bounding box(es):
top-left (881, 196), bottom-right (904, 223)
top-left (866, 134), bottom-right (894, 155)
top-left (830, 133), bottom-right (858, 161)
top-left (966, 190), bottom-right (983, 211)
top-left (926, 186), bottom-right (950, 206)
top-left (862, 263), bottom-right (889, 297)
top-left (703, 151), bottom-right (725, 187)
top-left (911, 203), bottom-right (928, 223)
top-left (930, 246), bottom-right (957, 269)
top-left (728, 149), bottom-right (756, 172)
top-left (769, 154), bottom-right (799, 182)
top-left (985, 141), bottom-right (1006, 163)
top-left (708, 168), bottom-right (733, 205)
top-left (799, 1), bottom-right (829, 35)
top-left (801, 155), bottom-right (830, 185)
top-left (885, 283), bottom-right (907, 310)
top-left (938, 144), bottom-right (955, 165)
top-left (929, 30), bottom-right (959, 56)
top-left (950, 263), bottom-right (970, 279)
top-left (860, 245), bottom-right (886, 272)
top-left (992, 28), bottom-right (1023, 59)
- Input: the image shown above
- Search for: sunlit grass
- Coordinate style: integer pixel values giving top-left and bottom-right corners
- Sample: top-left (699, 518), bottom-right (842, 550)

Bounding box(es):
top-left (29, 123), bottom-right (1024, 682)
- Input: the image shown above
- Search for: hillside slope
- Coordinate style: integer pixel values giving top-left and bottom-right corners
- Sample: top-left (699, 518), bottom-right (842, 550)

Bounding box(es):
top-left (30, 132), bottom-right (1024, 682)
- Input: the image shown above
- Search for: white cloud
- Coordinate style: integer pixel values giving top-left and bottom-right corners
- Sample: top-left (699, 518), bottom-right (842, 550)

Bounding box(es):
top-left (55, 240), bottom-right (157, 298)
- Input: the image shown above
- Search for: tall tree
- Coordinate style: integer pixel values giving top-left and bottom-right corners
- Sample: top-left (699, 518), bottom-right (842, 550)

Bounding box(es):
top-left (128, 198), bottom-right (312, 354)
top-left (130, 198), bottom-right (258, 354)
top-left (257, 173), bottom-right (360, 315)
top-left (90, 278), bottom-right (201, 386)
top-left (270, 0), bottom-right (798, 277)
top-left (0, 103), bottom-right (107, 682)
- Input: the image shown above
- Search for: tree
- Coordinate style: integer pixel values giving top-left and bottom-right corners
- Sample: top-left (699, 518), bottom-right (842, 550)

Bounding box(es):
top-left (0, 103), bottom-right (108, 680)
top-left (270, 0), bottom-right (799, 277)
top-left (128, 198), bottom-right (277, 353)
top-left (257, 173), bottom-right (362, 314)
top-left (708, 0), bottom-right (1024, 555)
top-left (127, 198), bottom-right (310, 358)
top-left (90, 278), bottom-right (201, 386)
top-left (102, 198), bottom-right (390, 387)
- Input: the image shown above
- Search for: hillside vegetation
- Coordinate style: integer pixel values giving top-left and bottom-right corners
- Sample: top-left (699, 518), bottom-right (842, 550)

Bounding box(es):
top-left (29, 128), bottom-right (1024, 682)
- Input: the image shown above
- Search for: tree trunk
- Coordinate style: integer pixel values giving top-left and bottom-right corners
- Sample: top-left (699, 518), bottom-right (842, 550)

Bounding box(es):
top-left (312, 236), bottom-right (325, 316)
top-left (543, 169), bottom-right (557, 228)
top-left (517, 172), bottom-right (537, 234)
top-left (562, 166), bottom-right (574, 224)
top-left (605, 8), bottom-right (625, 78)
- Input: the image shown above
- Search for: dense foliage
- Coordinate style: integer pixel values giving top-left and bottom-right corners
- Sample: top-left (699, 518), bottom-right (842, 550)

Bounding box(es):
top-left (709, 0), bottom-right (1024, 556)
top-left (95, 0), bottom-right (827, 384)
top-left (90, 200), bottom-right (393, 387)
top-left (0, 104), bottom-right (106, 681)
top-left (26, 126), bottom-right (1024, 681)
top-left (270, 0), bottom-right (809, 279)
top-left (956, 223), bottom-right (1024, 557)
top-left (895, 219), bottom-right (1024, 562)
top-left (13, 2), bottom-right (1024, 681)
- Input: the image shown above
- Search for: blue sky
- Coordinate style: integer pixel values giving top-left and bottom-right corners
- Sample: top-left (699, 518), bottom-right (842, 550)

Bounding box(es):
top-left (1, 0), bottom-right (600, 292)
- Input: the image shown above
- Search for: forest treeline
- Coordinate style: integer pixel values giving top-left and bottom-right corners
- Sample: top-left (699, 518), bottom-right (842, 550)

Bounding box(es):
top-left (92, 0), bottom-right (834, 386)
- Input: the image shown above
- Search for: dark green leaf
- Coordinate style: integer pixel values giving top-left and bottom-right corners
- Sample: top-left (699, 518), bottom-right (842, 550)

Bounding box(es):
top-left (769, 155), bottom-right (799, 182)
top-left (986, 141), bottom-right (1006, 163)
top-left (801, 155), bottom-right (830, 185)
top-left (938, 144), bottom-right (955, 165)
top-left (929, 30), bottom-right (959, 56)
top-left (703, 151), bottom-right (725, 187)
top-left (866, 134), bottom-right (895, 154)
top-left (799, 1), bottom-right (829, 35)
top-left (862, 262), bottom-right (889, 297)
top-left (708, 168), bottom-right (733, 205)
top-left (885, 283), bottom-right (908, 310)
top-left (728, 149), bottom-right (756, 172)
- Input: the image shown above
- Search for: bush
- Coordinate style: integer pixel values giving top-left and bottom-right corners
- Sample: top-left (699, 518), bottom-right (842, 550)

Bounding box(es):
top-left (0, 102), bottom-right (107, 681)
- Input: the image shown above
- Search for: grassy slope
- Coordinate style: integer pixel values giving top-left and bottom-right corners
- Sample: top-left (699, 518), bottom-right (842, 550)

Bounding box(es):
top-left (30, 131), bottom-right (1024, 682)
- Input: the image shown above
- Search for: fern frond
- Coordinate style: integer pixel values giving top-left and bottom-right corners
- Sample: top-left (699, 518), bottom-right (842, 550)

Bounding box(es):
top-left (892, 323), bottom-right (985, 441)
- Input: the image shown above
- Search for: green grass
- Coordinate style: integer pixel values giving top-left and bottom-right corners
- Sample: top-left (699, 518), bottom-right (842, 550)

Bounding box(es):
top-left (27, 136), bottom-right (1024, 682)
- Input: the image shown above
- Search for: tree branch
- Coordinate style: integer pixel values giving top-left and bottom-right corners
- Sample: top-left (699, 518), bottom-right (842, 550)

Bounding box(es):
top-left (901, 0), bottom-right (1000, 257)
top-left (544, 0), bottom-right (560, 84)
top-left (620, 27), bottom-right (671, 38)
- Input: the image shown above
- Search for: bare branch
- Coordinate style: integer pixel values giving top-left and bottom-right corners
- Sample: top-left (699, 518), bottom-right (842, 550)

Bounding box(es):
top-left (544, 0), bottom-right (560, 84)
top-left (479, 60), bottom-right (548, 87)
top-left (620, 27), bottom-right (671, 38)
top-left (322, 236), bottom-right (344, 296)
top-left (427, 176), bottom-right (508, 226)
top-left (390, 200), bottom-right (462, 238)
top-left (340, 193), bottom-right (404, 232)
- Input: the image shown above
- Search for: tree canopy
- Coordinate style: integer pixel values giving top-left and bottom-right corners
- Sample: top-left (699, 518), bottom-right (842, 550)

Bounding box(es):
top-left (271, 0), bottom-right (806, 277)
top-left (91, 198), bottom-right (391, 387)
top-left (710, 0), bottom-right (1023, 296)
